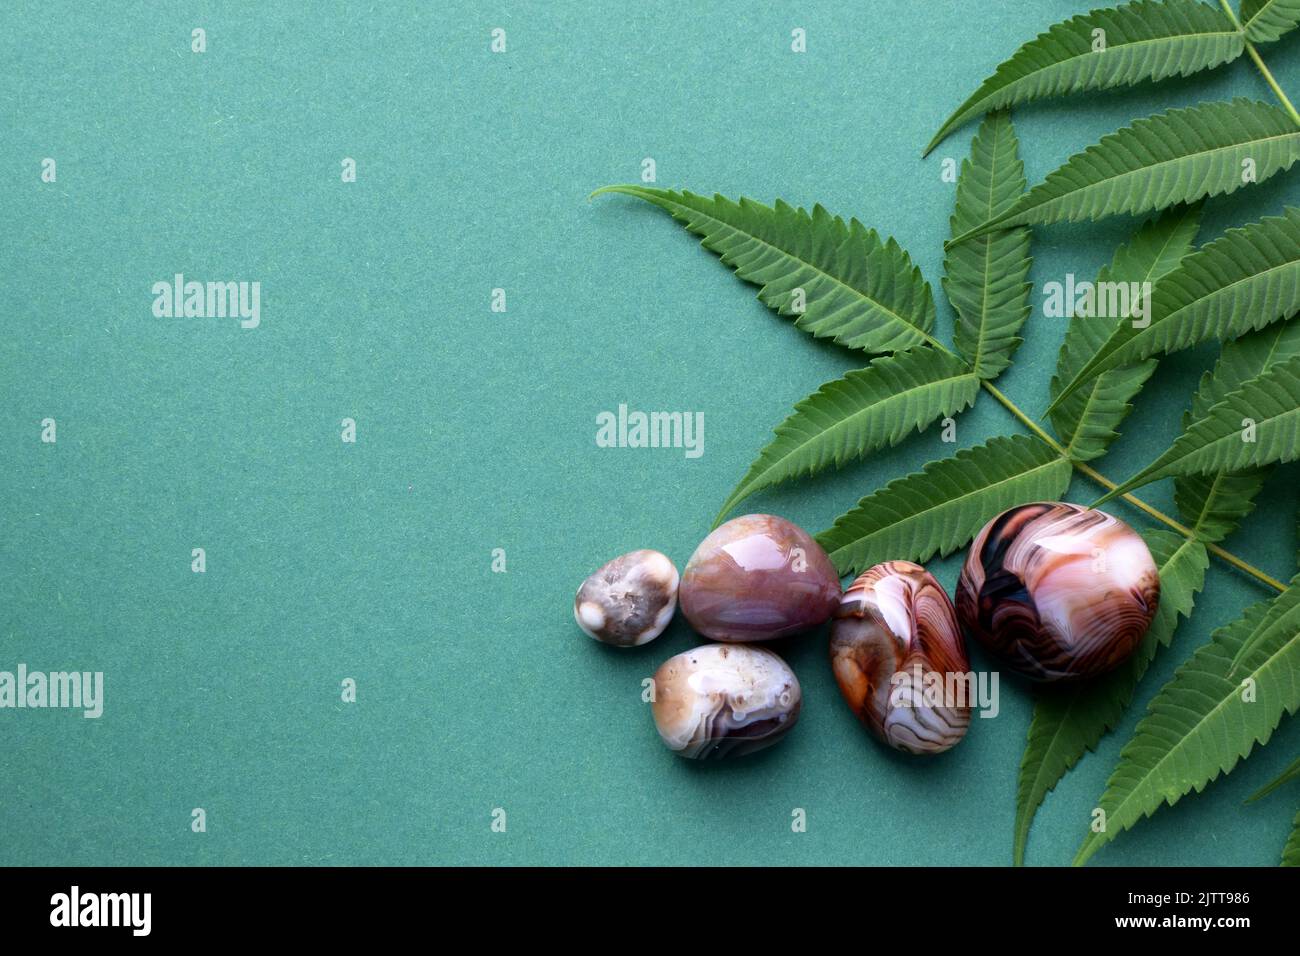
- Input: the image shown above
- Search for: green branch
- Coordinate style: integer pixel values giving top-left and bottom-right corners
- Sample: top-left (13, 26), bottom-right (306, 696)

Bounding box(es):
top-left (1220, 0), bottom-right (1300, 126)
top-left (918, 326), bottom-right (1286, 592)
top-left (978, 381), bottom-right (1287, 593)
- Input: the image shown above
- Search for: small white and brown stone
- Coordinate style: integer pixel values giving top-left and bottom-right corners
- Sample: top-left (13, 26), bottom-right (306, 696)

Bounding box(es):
top-left (575, 549), bottom-right (679, 647)
top-left (651, 644), bottom-right (802, 759)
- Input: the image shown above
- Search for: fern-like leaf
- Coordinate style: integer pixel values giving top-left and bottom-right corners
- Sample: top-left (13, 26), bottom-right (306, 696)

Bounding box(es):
top-left (925, 0), bottom-right (1244, 155)
top-left (1242, 0), bottom-right (1300, 42)
top-left (1074, 575), bottom-right (1300, 865)
top-left (593, 186), bottom-right (936, 353)
top-left (1099, 352), bottom-right (1300, 502)
top-left (1013, 531), bottom-right (1207, 865)
top-left (948, 100), bottom-right (1300, 246)
top-left (1050, 205), bottom-right (1200, 461)
top-left (1173, 320), bottom-right (1300, 542)
top-left (714, 348), bottom-right (979, 524)
top-left (943, 111), bottom-right (1032, 380)
top-left (1050, 207), bottom-right (1300, 410)
top-left (815, 434), bottom-right (1071, 578)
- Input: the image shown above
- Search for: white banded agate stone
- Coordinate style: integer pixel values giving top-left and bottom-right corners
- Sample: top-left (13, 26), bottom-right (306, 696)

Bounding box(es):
top-left (651, 644), bottom-right (801, 759)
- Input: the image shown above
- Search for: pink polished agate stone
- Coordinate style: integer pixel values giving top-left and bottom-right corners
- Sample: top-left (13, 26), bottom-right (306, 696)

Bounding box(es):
top-left (679, 514), bottom-right (841, 642)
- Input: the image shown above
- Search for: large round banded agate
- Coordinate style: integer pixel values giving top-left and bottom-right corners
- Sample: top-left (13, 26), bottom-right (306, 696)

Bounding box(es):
top-left (679, 514), bottom-right (840, 642)
top-left (651, 644), bottom-right (801, 759)
top-left (956, 502), bottom-right (1160, 682)
top-left (830, 561), bottom-right (971, 755)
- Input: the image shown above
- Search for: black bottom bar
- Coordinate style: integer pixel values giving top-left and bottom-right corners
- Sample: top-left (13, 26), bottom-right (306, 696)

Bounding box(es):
top-left (0, 866), bottom-right (1288, 939)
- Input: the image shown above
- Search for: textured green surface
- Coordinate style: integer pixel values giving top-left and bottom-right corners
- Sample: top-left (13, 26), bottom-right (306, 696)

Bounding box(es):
top-left (3, 0), bottom-right (1300, 866)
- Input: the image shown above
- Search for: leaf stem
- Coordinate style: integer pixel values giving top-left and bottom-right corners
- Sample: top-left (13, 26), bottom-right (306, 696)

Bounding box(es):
top-left (979, 380), bottom-right (1288, 593)
top-left (1219, 0), bottom-right (1300, 126)
top-left (1246, 44), bottom-right (1300, 125)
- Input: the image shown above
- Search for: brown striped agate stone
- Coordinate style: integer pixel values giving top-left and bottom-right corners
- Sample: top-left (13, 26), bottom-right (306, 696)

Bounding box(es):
top-left (830, 561), bottom-right (971, 755)
top-left (956, 502), bottom-right (1160, 682)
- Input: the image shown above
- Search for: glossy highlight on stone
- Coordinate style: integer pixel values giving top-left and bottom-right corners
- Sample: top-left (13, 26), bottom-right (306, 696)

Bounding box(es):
top-left (830, 561), bottom-right (971, 755)
top-left (574, 549), bottom-right (679, 647)
top-left (651, 644), bottom-right (801, 759)
top-left (678, 514), bottom-right (841, 642)
top-left (956, 502), bottom-right (1160, 682)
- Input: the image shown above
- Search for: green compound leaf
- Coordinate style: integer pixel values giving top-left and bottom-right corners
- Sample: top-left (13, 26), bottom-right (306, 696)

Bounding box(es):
top-left (815, 434), bottom-right (1071, 578)
top-left (1241, 0), bottom-right (1300, 43)
top-left (1014, 531), bottom-right (1208, 866)
top-left (925, 0), bottom-right (1244, 155)
top-left (1173, 320), bottom-right (1300, 543)
top-left (949, 100), bottom-right (1300, 246)
top-left (943, 110), bottom-right (1032, 380)
top-left (714, 348), bottom-right (979, 525)
top-left (593, 186), bottom-right (935, 354)
top-left (1099, 352), bottom-right (1300, 503)
top-left (1050, 205), bottom-right (1201, 461)
top-left (1074, 574), bottom-right (1300, 866)
top-left (1284, 810), bottom-right (1300, 865)
top-left (1050, 206), bottom-right (1300, 412)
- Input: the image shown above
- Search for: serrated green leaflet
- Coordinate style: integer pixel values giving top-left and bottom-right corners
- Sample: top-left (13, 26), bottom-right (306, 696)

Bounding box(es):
top-left (1050, 206), bottom-right (1300, 411)
top-left (815, 434), bottom-right (1071, 578)
top-left (926, 0), bottom-right (1244, 155)
top-left (1242, 0), bottom-right (1300, 43)
top-left (943, 111), bottom-right (1032, 380)
top-left (592, 186), bottom-right (936, 354)
top-left (1174, 470), bottom-right (1270, 543)
top-left (948, 100), bottom-right (1300, 246)
top-left (1173, 320), bottom-right (1300, 543)
top-left (1233, 533), bottom-right (1300, 673)
top-left (1049, 205), bottom-right (1200, 461)
top-left (1075, 575), bottom-right (1300, 865)
top-left (1013, 531), bottom-right (1208, 866)
top-left (714, 348), bottom-right (978, 525)
top-left (1100, 352), bottom-right (1300, 502)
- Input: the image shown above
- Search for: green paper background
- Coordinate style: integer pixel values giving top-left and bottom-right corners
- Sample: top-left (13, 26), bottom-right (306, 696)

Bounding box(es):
top-left (4, 0), bottom-right (1300, 866)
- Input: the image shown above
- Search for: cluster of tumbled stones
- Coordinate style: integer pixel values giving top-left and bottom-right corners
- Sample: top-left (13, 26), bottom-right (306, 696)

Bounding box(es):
top-left (575, 505), bottom-right (1161, 760)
